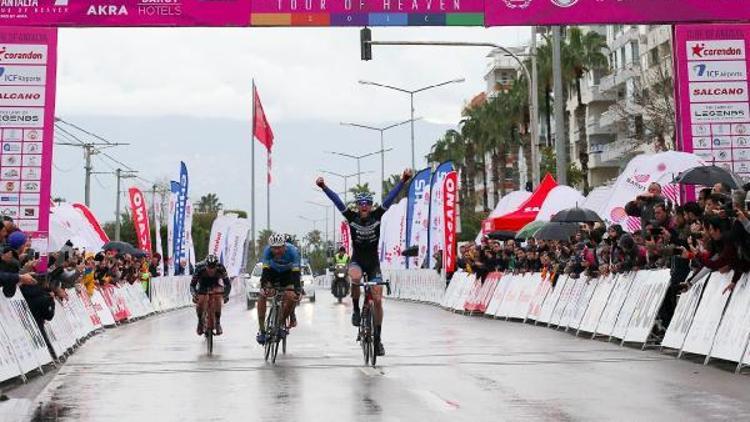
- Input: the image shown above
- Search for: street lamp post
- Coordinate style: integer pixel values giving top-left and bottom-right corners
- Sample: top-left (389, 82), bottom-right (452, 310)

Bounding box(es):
top-left (361, 40), bottom-right (541, 187)
top-left (358, 78), bottom-right (464, 170)
top-left (318, 169), bottom-right (373, 203)
top-left (340, 118), bottom-right (419, 201)
top-left (324, 150), bottom-right (391, 187)
top-left (306, 201), bottom-right (333, 246)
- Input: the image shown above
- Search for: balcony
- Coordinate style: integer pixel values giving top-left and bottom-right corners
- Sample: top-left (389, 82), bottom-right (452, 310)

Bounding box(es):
top-left (587, 117), bottom-right (616, 136)
top-left (580, 84), bottom-right (617, 104)
top-left (589, 141), bottom-right (633, 169)
top-left (645, 25), bottom-right (671, 49)
top-left (609, 26), bottom-right (645, 51)
top-left (599, 108), bottom-right (621, 129)
top-left (600, 65), bottom-right (640, 93)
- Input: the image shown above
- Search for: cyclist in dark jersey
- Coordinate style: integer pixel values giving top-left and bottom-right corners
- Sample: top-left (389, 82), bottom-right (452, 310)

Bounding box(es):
top-left (316, 168), bottom-right (412, 356)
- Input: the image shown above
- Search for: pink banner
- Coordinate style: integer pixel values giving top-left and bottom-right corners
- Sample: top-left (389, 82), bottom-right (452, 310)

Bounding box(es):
top-left (1, 0), bottom-right (749, 27)
top-left (443, 171), bottom-right (457, 273)
top-left (0, 27), bottom-right (56, 269)
top-left (675, 24), bottom-right (750, 177)
top-left (485, 1), bottom-right (750, 26)
top-left (340, 221), bottom-right (351, 256)
top-left (128, 187), bottom-right (152, 253)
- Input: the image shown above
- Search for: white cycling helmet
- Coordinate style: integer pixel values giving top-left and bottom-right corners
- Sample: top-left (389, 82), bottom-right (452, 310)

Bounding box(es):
top-left (268, 233), bottom-right (286, 247)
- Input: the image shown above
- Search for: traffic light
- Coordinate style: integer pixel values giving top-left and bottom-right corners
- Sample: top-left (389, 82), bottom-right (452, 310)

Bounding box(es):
top-left (360, 27), bottom-right (372, 61)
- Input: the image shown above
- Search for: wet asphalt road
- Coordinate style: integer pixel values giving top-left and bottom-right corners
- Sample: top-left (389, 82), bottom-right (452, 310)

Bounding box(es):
top-left (30, 292), bottom-right (750, 421)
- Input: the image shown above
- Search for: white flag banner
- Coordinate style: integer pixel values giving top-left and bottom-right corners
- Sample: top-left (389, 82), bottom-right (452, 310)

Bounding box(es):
top-left (379, 199), bottom-right (407, 270)
top-left (428, 162), bottom-right (453, 269)
top-left (208, 214), bottom-right (238, 260)
top-left (184, 200), bottom-right (195, 267)
top-left (601, 151), bottom-right (704, 230)
top-left (153, 192), bottom-right (164, 275)
top-left (225, 218), bottom-right (251, 277)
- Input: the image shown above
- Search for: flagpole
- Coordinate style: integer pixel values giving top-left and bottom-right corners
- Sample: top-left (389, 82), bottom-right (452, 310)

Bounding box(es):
top-left (266, 152), bottom-right (271, 231)
top-left (251, 79), bottom-right (257, 260)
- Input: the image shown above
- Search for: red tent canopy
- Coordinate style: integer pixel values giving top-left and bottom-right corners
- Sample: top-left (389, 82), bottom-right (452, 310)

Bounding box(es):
top-left (482, 174), bottom-right (558, 233)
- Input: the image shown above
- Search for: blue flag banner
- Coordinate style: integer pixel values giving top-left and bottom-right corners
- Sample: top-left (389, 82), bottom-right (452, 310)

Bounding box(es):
top-left (427, 161), bottom-right (454, 269)
top-left (405, 167), bottom-right (432, 269)
top-left (174, 162), bottom-right (189, 274)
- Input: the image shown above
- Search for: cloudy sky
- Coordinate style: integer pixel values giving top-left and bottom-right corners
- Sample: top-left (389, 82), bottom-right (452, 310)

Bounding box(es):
top-left (52, 26), bottom-right (528, 239)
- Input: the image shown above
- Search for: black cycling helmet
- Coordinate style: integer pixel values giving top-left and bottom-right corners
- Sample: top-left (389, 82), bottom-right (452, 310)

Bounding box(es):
top-left (205, 254), bottom-right (219, 267)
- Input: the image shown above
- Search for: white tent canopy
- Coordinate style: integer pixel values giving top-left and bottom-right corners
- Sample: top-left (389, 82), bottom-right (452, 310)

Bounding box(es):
top-left (475, 190), bottom-right (532, 243)
top-left (49, 204), bottom-right (107, 253)
top-left (583, 186), bottom-right (614, 220)
top-left (534, 185), bottom-right (586, 221)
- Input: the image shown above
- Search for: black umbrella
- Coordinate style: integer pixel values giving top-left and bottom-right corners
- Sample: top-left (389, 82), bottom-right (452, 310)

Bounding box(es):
top-left (401, 245), bottom-right (419, 257)
top-left (676, 165), bottom-right (745, 189)
top-left (487, 230), bottom-right (519, 241)
top-left (551, 206), bottom-right (603, 223)
top-left (102, 240), bottom-right (135, 253)
top-left (533, 222), bottom-right (580, 241)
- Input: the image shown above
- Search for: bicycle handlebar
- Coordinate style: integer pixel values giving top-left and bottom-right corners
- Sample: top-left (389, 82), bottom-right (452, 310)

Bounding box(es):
top-left (362, 279), bottom-right (391, 296)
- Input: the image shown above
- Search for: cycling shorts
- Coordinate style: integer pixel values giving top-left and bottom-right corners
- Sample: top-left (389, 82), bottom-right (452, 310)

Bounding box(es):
top-left (261, 267), bottom-right (299, 289)
top-left (350, 261), bottom-right (380, 284)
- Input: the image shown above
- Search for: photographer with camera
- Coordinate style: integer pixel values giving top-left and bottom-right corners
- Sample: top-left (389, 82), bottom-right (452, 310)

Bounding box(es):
top-left (625, 182), bottom-right (668, 237)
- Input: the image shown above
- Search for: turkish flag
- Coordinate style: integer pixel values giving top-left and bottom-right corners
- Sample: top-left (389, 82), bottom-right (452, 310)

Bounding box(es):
top-left (253, 85), bottom-right (274, 152)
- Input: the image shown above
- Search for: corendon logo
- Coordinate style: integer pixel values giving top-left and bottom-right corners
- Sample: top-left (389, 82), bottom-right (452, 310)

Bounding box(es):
top-left (691, 42), bottom-right (744, 59)
top-left (443, 171), bottom-right (458, 273)
top-left (128, 187), bottom-right (152, 252)
top-left (0, 47), bottom-right (44, 62)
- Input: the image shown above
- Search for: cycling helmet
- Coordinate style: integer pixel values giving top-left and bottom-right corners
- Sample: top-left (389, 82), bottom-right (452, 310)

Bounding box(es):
top-left (355, 192), bottom-right (374, 205)
top-left (269, 233), bottom-right (286, 247)
top-left (205, 254), bottom-right (219, 267)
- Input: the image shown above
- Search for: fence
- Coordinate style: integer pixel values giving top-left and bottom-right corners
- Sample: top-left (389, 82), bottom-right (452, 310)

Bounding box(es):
top-left (0, 275), bottom-right (245, 384)
top-left (384, 269), bottom-right (750, 374)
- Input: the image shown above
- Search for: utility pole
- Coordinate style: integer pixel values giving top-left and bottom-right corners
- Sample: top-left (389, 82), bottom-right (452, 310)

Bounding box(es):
top-left (55, 140), bottom-right (129, 207)
top-left (112, 168), bottom-right (138, 241)
top-left (530, 26), bottom-right (541, 187)
top-left (552, 26), bottom-right (567, 185)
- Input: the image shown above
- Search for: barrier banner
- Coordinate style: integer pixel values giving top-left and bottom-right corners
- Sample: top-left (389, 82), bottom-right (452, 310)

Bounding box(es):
top-left (476, 273), bottom-right (500, 314)
top-left (0, 292), bottom-right (40, 374)
top-left (510, 273), bottom-right (540, 320)
top-left (675, 24), bottom-right (750, 177)
top-left (100, 285), bottom-right (130, 322)
top-left (596, 272), bottom-right (636, 337)
top-left (623, 270), bottom-right (671, 344)
top-left (579, 274), bottom-right (616, 334)
top-left (463, 278), bottom-right (484, 312)
top-left (0, 27), bottom-right (57, 268)
top-left (90, 289), bottom-right (116, 326)
top-left (7, 291), bottom-right (51, 369)
top-left (451, 274), bottom-right (475, 310)
top-left (405, 167), bottom-right (431, 269)
top-left (128, 187), bottom-right (152, 252)
top-left (427, 161), bottom-right (454, 269)
top-left (486, 272), bottom-right (512, 316)
top-left (550, 276), bottom-right (577, 327)
top-left (559, 277), bottom-right (587, 329)
top-left (538, 276), bottom-right (567, 325)
top-left (526, 274), bottom-right (552, 322)
top-left (611, 271), bottom-right (652, 339)
top-left (682, 272), bottom-right (733, 356)
top-left (710, 273), bottom-right (750, 363)
top-left (662, 271), bottom-right (709, 350)
top-left (569, 277), bottom-right (599, 332)
top-left (495, 274), bottom-right (523, 318)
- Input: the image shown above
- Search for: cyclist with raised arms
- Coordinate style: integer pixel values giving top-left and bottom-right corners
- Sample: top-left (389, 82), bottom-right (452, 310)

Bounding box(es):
top-left (256, 233), bottom-right (302, 345)
top-left (316, 168), bottom-right (412, 356)
top-left (191, 254), bottom-right (231, 336)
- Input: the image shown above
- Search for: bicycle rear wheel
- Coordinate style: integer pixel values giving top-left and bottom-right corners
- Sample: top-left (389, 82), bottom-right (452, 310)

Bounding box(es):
top-left (204, 307), bottom-right (214, 356)
top-left (361, 308), bottom-right (373, 366)
top-left (264, 303), bottom-right (277, 362)
top-left (368, 310), bottom-right (377, 367)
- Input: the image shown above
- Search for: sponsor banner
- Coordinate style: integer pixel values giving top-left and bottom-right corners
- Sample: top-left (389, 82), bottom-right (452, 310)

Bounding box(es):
top-left (128, 187), bottom-right (151, 252)
top-left (442, 170), bottom-right (457, 273)
top-left (709, 273), bottom-right (750, 363)
top-left (173, 162), bottom-right (188, 271)
top-left (676, 24), bottom-right (750, 179)
top-left (0, 27), bottom-right (56, 271)
top-left (2, 0), bottom-right (750, 27)
top-left (208, 214), bottom-right (236, 260)
top-left (485, 0), bottom-right (750, 26)
top-left (405, 167), bottom-right (431, 269)
top-left (689, 82), bottom-right (748, 103)
top-left (688, 61), bottom-right (747, 82)
top-left (167, 180), bottom-right (179, 275)
top-left (0, 85), bottom-right (44, 106)
top-left (682, 271), bottom-right (733, 356)
top-left (427, 161), bottom-right (453, 270)
top-left (340, 220), bottom-right (351, 256)
top-left (152, 191), bottom-right (163, 273)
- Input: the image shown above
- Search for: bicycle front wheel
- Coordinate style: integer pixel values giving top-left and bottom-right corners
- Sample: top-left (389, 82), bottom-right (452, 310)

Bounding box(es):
top-left (206, 331), bottom-right (213, 355)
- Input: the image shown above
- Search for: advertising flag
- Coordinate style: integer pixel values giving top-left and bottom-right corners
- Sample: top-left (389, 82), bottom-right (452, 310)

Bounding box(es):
top-left (127, 187), bottom-right (151, 253)
top-left (427, 161), bottom-right (454, 269)
top-left (152, 191), bottom-right (164, 275)
top-left (405, 167), bottom-right (432, 269)
top-left (168, 181), bottom-right (180, 275)
top-left (173, 162), bottom-right (189, 272)
top-left (443, 171), bottom-right (458, 273)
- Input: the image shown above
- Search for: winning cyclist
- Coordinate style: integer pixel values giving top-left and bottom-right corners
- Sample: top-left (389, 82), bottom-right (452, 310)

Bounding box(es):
top-left (316, 168), bottom-right (412, 356)
top-left (256, 233), bottom-right (302, 345)
top-left (191, 254), bottom-right (231, 336)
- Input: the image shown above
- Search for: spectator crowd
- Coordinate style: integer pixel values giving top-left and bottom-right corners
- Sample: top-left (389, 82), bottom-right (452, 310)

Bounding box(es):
top-left (456, 181), bottom-right (750, 334)
top-left (0, 217), bottom-right (162, 356)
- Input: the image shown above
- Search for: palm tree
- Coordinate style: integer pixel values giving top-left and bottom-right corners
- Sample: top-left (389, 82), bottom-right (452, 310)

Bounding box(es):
top-left (195, 193), bottom-right (223, 213)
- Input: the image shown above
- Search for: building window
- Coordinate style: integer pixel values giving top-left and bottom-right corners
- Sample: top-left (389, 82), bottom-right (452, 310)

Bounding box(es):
top-left (620, 46), bottom-right (626, 68)
top-left (650, 48), bottom-right (660, 67)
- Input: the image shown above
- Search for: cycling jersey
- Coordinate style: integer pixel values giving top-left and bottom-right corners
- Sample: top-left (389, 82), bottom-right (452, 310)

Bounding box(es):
top-left (261, 243), bottom-right (301, 273)
top-left (190, 262), bottom-right (231, 296)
